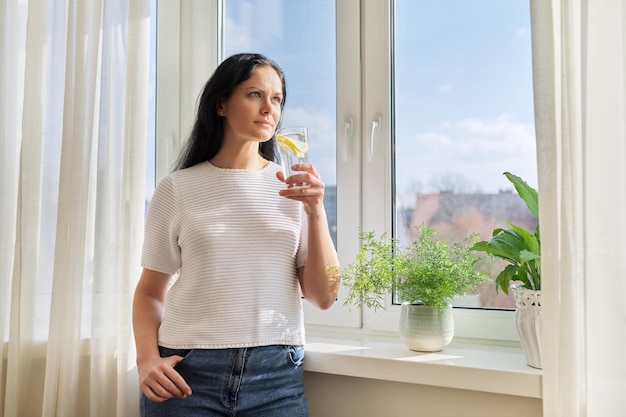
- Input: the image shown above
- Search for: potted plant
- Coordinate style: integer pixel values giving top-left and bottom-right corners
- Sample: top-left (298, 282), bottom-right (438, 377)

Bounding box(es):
top-left (341, 223), bottom-right (489, 352)
top-left (470, 172), bottom-right (542, 368)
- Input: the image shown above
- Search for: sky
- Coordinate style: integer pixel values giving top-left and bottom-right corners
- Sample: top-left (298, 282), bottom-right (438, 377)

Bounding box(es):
top-left (393, 1), bottom-right (536, 198)
top-left (195, 0), bottom-right (537, 200)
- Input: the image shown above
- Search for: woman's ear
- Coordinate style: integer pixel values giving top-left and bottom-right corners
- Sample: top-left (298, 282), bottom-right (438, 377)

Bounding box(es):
top-left (216, 99), bottom-right (225, 116)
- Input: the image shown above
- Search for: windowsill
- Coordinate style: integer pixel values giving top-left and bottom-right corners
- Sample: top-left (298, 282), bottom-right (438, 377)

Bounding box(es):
top-left (303, 326), bottom-right (542, 399)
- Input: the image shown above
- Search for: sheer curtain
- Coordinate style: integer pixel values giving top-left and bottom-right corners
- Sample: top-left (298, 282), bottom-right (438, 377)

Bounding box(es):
top-left (530, 0), bottom-right (626, 416)
top-left (0, 1), bottom-right (150, 416)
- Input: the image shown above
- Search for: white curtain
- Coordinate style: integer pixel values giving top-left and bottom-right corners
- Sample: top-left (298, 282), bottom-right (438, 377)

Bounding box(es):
top-left (0, 1), bottom-right (150, 416)
top-left (530, 0), bottom-right (626, 416)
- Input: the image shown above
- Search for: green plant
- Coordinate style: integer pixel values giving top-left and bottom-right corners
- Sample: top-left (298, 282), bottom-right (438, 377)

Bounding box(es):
top-left (342, 223), bottom-right (489, 311)
top-left (470, 172), bottom-right (541, 294)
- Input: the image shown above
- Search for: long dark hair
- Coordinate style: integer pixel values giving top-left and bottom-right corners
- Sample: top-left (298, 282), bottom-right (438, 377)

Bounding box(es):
top-left (173, 53), bottom-right (287, 171)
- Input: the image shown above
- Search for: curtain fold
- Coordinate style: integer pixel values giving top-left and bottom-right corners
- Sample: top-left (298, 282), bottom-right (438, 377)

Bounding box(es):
top-left (531, 0), bottom-right (626, 416)
top-left (1, 1), bottom-right (150, 416)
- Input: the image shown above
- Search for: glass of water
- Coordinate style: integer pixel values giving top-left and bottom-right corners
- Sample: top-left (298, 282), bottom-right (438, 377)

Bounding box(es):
top-left (275, 126), bottom-right (309, 188)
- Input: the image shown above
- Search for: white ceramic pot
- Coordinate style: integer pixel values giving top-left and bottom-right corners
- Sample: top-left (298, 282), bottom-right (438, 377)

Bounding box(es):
top-left (512, 285), bottom-right (542, 369)
top-left (399, 303), bottom-right (454, 352)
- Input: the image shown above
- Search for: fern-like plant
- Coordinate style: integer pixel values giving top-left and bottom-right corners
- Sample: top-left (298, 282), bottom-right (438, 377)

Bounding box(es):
top-left (342, 224), bottom-right (489, 311)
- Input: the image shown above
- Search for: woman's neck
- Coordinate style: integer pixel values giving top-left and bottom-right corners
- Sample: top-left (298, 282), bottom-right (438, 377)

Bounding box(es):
top-left (209, 149), bottom-right (268, 170)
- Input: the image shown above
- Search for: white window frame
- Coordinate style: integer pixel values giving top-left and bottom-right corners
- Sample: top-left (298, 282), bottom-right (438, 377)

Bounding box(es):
top-left (155, 0), bottom-right (521, 343)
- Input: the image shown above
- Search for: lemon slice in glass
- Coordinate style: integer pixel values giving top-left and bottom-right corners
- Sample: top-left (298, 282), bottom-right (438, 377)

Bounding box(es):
top-left (277, 134), bottom-right (308, 159)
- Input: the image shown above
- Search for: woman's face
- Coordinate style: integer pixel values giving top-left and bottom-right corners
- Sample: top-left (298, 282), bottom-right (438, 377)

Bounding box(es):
top-left (219, 65), bottom-right (283, 146)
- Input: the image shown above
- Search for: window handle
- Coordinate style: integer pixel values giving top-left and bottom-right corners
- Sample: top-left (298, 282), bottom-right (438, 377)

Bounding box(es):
top-left (341, 116), bottom-right (353, 161)
top-left (368, 115), bottom-right (381, 161)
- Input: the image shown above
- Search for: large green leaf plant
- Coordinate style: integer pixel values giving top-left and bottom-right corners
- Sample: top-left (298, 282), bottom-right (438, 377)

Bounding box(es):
top-left (470, 172), bottom-right (541, 294)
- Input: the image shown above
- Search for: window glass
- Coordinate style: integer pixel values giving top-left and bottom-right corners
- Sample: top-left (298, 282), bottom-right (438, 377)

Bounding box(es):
top-left (394, 0), bottom-right (537, 309)
top-left (224, 0), bottom-right (337, 247)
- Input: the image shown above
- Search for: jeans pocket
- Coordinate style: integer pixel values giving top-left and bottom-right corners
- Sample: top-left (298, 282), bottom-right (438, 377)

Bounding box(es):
top-left (286, 345), bottom-right (305, 367)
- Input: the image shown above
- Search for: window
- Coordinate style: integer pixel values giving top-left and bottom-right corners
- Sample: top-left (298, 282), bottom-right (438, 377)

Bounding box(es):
top-left (393, 0), bottom-right (537, 310)
top-left (156, 0), bottom-right (537, 341)
top-left (358, 0), bottom-right (536, 338)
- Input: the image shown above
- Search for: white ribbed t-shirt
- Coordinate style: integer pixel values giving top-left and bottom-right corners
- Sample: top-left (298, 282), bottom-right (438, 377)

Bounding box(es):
top-left (141, 161), bottom-right (308, 349)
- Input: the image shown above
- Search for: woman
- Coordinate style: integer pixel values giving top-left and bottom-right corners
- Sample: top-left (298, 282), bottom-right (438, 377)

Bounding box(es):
top-left (132, 53), bottom-right (340, 416)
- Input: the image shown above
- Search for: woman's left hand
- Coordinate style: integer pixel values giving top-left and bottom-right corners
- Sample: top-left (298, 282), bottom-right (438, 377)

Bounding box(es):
top-left (277, 163), bottom-right (325, 216)
top-left (278, 163), bottom-right (340, 310)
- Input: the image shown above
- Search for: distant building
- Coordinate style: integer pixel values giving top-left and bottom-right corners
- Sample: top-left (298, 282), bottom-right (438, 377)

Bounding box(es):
top-left (406, 191), bottom-right (538, 243)
top-left (402, 191), bottom-right (539, 309)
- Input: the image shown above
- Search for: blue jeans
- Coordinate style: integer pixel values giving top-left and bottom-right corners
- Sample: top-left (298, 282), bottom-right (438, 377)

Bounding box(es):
top-left (140, 345), bottom-right (308, 417)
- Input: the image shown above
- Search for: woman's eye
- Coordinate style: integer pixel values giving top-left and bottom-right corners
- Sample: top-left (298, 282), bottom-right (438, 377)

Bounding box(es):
top-left (272, 96), bottom-right (282, 104)
top-left (249, 91), bottom-right (261, 98)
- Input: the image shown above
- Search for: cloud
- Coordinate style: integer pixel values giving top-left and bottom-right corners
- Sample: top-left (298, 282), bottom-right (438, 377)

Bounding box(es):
top-left (224, 0), bottom-right (283, 52)
top-left (281, 107), bottom-right (335, 150)
top-left (516, 27), bottom-right (529, 37)
top-left (276, 110), bottom-right (538, 192)
top-left (224, 15), bottom-right (253, 51)
top-left (438, 83), bottom-right (453, 92)
top-left (397, 114), bottom-right (537, 193)
top-left (280, 107), bottom-right (337, 182)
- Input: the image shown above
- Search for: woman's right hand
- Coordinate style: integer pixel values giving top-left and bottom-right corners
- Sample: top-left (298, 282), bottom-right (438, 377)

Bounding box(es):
top-left (137, 354), bottom-right (192, 402)
top-left (133, 268), bottom-right (190, 402)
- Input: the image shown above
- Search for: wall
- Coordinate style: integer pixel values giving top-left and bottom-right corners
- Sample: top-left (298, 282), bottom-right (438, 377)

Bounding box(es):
top-left (304, 372), bottom-right (542, 417)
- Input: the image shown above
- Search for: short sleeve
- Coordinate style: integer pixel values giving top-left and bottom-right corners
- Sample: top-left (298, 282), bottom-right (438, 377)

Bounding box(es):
top-left (141, 175), bottom-right (181, 274)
